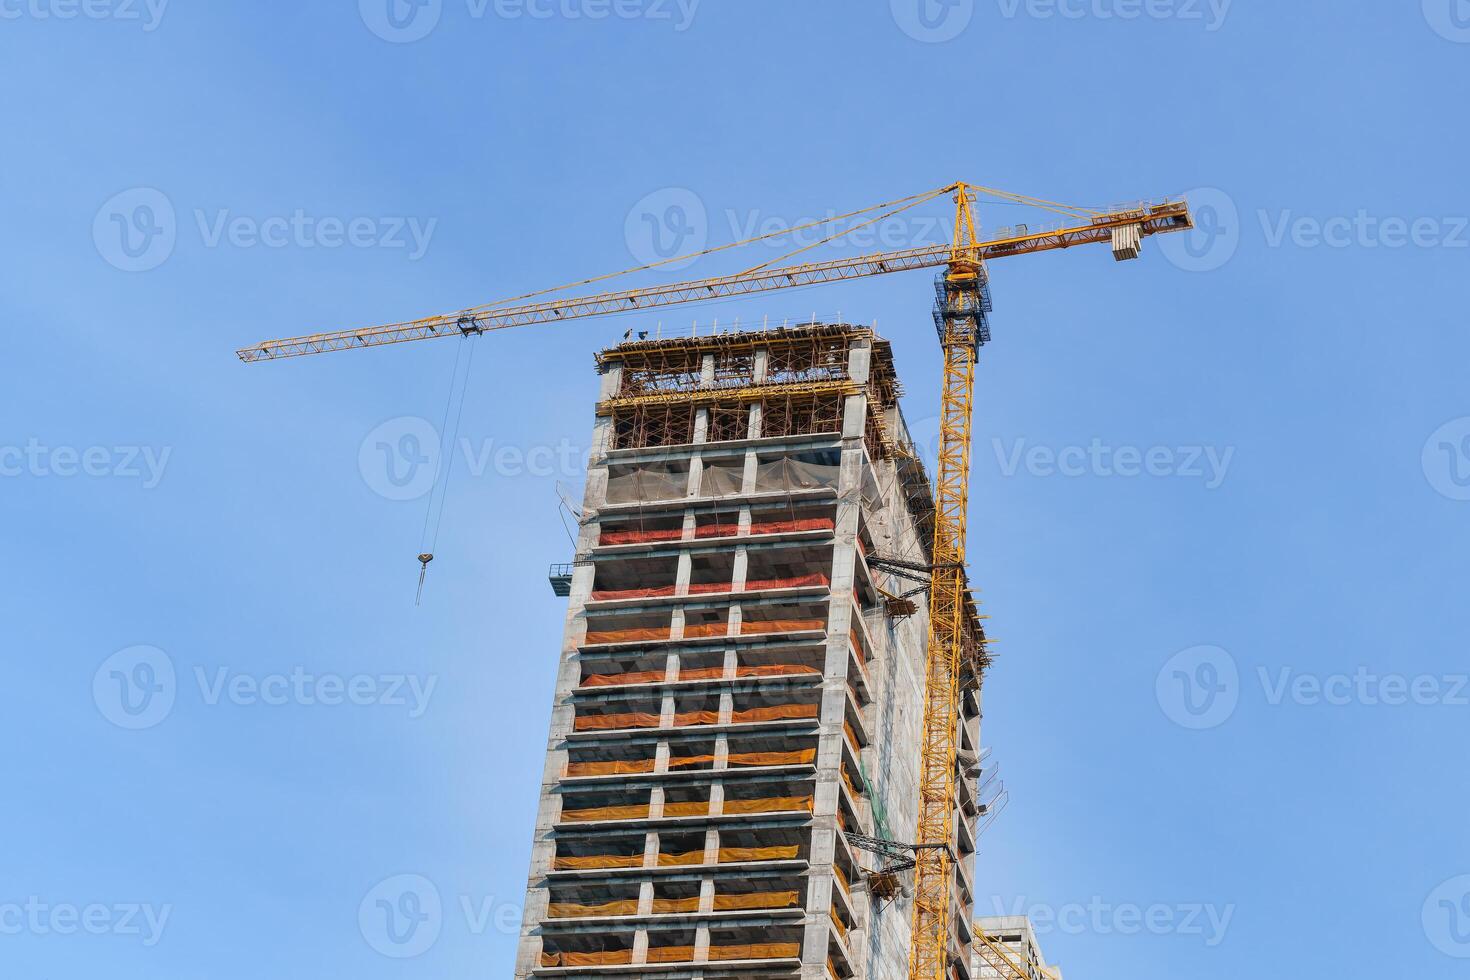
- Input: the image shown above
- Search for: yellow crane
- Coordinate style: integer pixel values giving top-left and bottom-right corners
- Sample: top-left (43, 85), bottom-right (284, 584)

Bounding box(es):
top-left (237, 181), bottom-right (1192, 980)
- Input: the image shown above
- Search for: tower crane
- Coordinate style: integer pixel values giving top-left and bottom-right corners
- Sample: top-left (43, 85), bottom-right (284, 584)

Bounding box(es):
top-left (236, 182), bottom-right (1192, 980)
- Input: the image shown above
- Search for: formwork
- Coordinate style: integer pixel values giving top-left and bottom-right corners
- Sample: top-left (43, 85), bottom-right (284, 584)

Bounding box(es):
top-left (515, 323), bottom-right (990, 980)
top-left (972, 916), bottom-right (1062, 980)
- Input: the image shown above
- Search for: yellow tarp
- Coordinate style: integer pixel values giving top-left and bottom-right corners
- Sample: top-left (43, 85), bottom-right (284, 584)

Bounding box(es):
top-left (565, 758), bottom-right (656, 777)
top-left (541, 950), bottom-right (633, 967)
top-left (713, 890), bottom-right (800, 911)
top-left (709, 942), bottom-right (802, 961)
top-left (717, 844), bottom-right (799, 863)
top-left (547, 899), bottom-right (638, 918)
top-left (552, 853), bottom-right (642, 870)
top-left (722, 795), bottom-right (813, 815)
top-left (561, 803), bottom-right (650, 822)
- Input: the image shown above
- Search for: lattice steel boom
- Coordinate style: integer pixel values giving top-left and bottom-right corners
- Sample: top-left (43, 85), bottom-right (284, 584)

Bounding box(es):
top-left (235, 193), bottom-right (1191, 362)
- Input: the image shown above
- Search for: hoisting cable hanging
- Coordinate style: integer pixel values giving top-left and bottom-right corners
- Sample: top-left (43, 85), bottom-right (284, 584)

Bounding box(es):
top-left (415, 331), bottom-right (480, 604)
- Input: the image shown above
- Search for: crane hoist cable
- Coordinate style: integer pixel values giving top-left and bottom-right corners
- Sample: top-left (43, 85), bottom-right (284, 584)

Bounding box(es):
top-left (415, 331), bottom-right (480, 604)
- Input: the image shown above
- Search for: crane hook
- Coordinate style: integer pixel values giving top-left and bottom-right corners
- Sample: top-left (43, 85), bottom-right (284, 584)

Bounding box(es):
top-left (415, 553), bottom-right (434, 605)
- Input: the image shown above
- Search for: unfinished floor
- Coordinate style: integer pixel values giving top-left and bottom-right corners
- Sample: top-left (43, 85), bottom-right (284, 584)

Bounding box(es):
top-left (515, 324), bottom-right (988, 980)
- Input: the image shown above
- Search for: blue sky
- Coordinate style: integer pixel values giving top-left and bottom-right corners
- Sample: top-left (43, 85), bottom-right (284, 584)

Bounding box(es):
top-left (2, 2), bottom-right (1468, 977)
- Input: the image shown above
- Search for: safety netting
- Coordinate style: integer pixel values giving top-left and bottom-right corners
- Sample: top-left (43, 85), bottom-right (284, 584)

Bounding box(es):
top-left (753, 454), bottom-right (840, 493)
top-left (604, 461), bottom-right (689, 504)
top-left (539, 889), bottom-right (801, 922)
top-left (697, 457), bottom-right (746, 497)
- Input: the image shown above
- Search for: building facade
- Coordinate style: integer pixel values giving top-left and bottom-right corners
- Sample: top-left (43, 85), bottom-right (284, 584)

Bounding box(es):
top-left (515, 324), bottom-right (988, 980)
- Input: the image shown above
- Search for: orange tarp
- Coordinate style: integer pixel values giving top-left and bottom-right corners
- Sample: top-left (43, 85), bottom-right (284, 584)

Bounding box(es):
top-left (561, 803), bottom-right (650, 822)
top-left (676, 666), bottom-right (726, 681)
top-left (673, 709), bottom-right (720, 727)
top-left (585, 627), bottom-right (670, 644)
top-left (662, 800), bottom-right (709, 817)
top-left (574, 711), bottom-right (660, 732)
top-left (547, 899), bottom-right (639, 918)
top-left (741, 618), bottom-right (825, 635)
top-left (709, 943), bottom-right (802, 961)
top-left (832, 864), bottom-right (851, 895)
top-left (731, 703), bottom-right (819, 724)
top-left (541, 950), bottom-right (633, 967)
top-left (696, 517), bottom-right (835, 539)
top-left (849, 626), bottom-right (865, 656)
top-left (713, 890), bottom-right (801, 911)
top-left (553, 853), bottom-right (642, 871)
top-left (590, 584), bottom-right (677, 601)
top-left (646, 946), bottom-right (696, 963)
top-left (830, 907), bottom-right (848, 937)
top-left (718, 844), bottom-right (799, 863)
top-left (738, 663), bottom-right (821, 678)
top-left (722, 795), bottom-right (813, 815)
top-left (744, 573), bottom-right (830, 592)
top-left (651, 896), bottom-right (702, 914)
top-left (729, 748), bottom-right (816, 767)
top-left (843, 720), bottom-right (862, 752)
top-left (676, 664), bottom-right (821, 682)
top-left (656, 849), bottom-right (705, 866)
top-left (667, 753), bottom-right (715, 769)
top-left (600, 527), bottom-right (683, 544)
top-left (566, 758), bottom-right (656, 777)
top-left (580, 670), bottom-right (665, 688)
top-left (687, 581), bottom-right (733, 595)
top-left (683, 621), bottom-right (729, 638)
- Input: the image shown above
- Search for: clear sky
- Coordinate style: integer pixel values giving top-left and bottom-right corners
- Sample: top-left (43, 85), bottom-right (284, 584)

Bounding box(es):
top-left (2, 2), bottom-right (1468, 978)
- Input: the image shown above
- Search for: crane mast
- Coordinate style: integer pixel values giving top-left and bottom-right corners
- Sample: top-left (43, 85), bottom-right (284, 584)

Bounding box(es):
top-left (235, 182), bottom-right (1193, 980)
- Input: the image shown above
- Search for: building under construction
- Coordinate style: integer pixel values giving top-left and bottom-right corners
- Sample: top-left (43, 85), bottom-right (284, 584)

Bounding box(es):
top-left (514, 323), bottom-right (993, 979)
